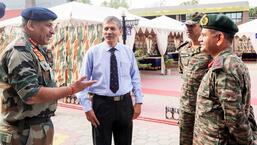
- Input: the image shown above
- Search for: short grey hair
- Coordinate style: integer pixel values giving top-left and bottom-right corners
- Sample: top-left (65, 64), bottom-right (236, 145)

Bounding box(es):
top-left (103, 16), bottom-right (122, 29)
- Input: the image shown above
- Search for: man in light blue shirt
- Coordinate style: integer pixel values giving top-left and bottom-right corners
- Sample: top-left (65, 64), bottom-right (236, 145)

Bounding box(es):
top-left (76, 16), bottom-right (143, 145)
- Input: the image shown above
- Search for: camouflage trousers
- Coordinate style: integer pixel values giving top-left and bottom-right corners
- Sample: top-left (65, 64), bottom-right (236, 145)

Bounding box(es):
top-left (0, 119), bottom-right (54, 145)
top-left (179, 110), bottom-right (195, 145)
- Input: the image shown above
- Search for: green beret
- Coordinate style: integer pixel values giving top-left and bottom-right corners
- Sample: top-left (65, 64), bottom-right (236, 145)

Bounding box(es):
top-left (200, 14), bottom-right (238, 35)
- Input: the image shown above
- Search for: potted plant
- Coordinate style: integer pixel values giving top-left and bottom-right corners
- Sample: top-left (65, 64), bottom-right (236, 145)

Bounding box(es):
top-left (165, 59), bottom-right (175, 69)
top-left (134, 49), bottom-right (151, 69)
top-left (164, 56), bottom-right (177, 75)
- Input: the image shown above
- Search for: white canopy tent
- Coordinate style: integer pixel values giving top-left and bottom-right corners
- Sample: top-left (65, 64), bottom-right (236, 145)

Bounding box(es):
top-left (151, 15), bottom-right (185, 32)
top-left (0, 1), bottom-right (143, 27)
top-left (136, 15), bottom-right (186, 74)
top-left (236, 19), bottom-right (257, 52)
top-left (137, 15), bottom-right (185, 31)
top-left (0, 16), bottom-right (21, 28)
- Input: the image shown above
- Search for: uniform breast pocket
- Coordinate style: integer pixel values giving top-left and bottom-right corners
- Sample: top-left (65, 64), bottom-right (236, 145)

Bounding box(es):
top-left (120, 61), bottom-right (131, 77)
top-left (181, 58), bottom-right (189, 66)
top-left (39, 61), bottom-right (54, 86)
top-left (180, 53), bottom-right (190, 66)
top-left (0, 131), bottom-right (12, 144)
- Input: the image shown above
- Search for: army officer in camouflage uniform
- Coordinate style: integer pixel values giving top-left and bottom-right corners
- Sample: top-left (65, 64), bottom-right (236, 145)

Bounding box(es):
top-left (179, 12), bottom-right (212, 145)
top-left (193, 14), bottom-right (256, 145)
top-left (0, 7), bottom-right (96, 145)
top-left (177, 12), bottom-right (204, 78)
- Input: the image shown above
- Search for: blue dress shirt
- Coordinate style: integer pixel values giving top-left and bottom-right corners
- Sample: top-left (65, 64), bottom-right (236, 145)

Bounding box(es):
top-left (76, 42), bottom-right (143, 112)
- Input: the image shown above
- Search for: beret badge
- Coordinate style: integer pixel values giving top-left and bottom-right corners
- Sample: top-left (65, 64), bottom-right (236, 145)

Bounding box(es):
top-left (200, 15), bottom-right (208, 26)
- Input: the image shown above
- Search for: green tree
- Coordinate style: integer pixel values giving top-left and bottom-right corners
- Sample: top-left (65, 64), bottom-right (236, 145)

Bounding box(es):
top-left (180, 0), bottom-right (199, 6)
top-left (75, 0), bottom-right (91, 4)
top-left (101, 0), bottom-right (129, 8)
top-left (159, 0), bottom-right (166, 7)
top-left (249, 7), bottom-right (257, 18)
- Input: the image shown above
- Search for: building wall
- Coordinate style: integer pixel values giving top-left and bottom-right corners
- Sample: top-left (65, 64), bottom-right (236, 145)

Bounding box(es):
top-left (242, 11), bottom-right (249, 24)
top-left (35, 0), bottom-right (69, 8)
top-left (129, 1), bottom-right (250, 25)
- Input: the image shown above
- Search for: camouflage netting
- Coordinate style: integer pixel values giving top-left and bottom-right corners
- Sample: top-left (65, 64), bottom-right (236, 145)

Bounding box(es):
top-left (0, 22), bottom-right (103, 87)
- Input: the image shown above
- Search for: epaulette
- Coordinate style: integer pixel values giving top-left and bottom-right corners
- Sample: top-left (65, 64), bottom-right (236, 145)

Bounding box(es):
top-left (176, 41), bottom-right (189, 51)
top-left (211, 56), bottom-right (224, 70)
top-left (192, 46), bottom-right (201, 56)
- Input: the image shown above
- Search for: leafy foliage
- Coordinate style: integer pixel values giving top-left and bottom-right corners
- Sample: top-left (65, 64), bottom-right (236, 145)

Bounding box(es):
top-left (164, 55), bottom-right (177, 69)
top-left (249, 7), bottom-right (257, 18)
top-left (134, 49), bottom-right (151, 69)
top-left (101, 0), bottom-right (129, 8)
top-left (75, 0), bottom-right (91, 4)
top-left (180, 0), bottom-right (199, 6)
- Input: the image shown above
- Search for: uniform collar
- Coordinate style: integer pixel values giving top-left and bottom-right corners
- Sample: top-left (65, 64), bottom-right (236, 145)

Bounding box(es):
top-left (214, 48), bottom-right (232, 59)
top-left (28, 37), bottom-right (38, 47)
top-left (208, 48), bottom-right (232, 69)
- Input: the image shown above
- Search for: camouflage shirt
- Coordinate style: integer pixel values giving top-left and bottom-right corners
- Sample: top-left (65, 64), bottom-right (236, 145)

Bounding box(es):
top-left (180, 47), bottom-right (212, 113)
top-left (0, 34), bottom-right (56, 123)
top-left (194, 48), bottom-right (255, 145)
top-left (178, 41), bottom-right (193, 80)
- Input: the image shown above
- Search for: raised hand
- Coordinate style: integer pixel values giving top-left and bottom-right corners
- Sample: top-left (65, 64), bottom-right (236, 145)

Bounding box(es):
top-left (70, 76), bottom-right (97, 94)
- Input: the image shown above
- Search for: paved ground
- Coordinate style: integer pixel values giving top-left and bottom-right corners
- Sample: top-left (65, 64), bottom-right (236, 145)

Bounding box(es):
top-left (52, 107), bottom-right (179, 145)
top-left (35, 61), bottom-right (257, 145)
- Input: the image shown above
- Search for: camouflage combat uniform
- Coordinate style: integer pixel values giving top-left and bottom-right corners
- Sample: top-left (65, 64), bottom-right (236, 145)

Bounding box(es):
top-left (0, 33), bottom-right (56, 145)
top-left (178, 41), bottom-right (192, 80)
top-left (193, 48), bottom-right (256, 145)
top-left (179, 46), bottom-right (212, 145)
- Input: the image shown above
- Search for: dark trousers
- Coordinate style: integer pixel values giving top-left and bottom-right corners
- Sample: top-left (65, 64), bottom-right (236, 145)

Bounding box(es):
top-left (92, 93), bottom-right (134, 145)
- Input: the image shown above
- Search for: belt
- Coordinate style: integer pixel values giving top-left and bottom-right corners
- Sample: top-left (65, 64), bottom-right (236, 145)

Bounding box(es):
top-left (7, 116), bottom-right (51, 129)
top-left (93, 92), bottom-right (130, 102)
